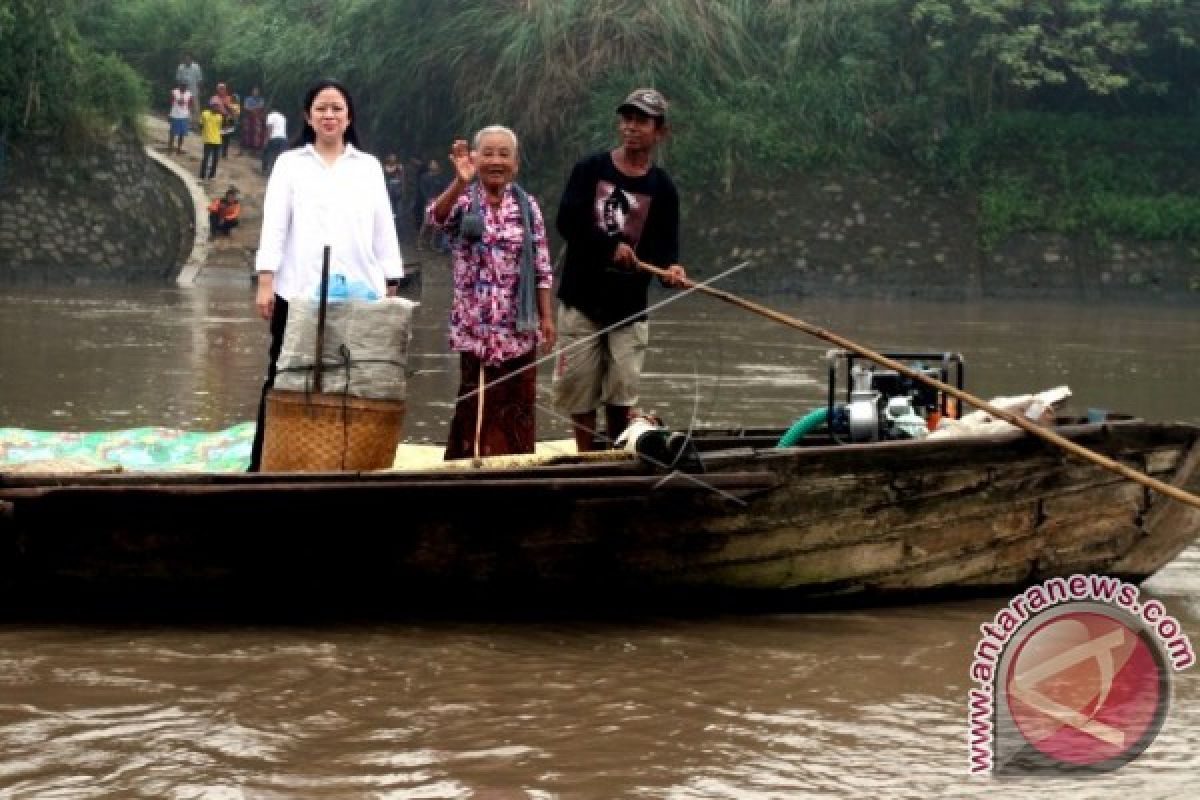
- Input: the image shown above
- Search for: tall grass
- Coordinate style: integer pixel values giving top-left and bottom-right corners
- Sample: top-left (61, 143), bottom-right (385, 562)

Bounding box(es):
top-left (32, 0), bottom-right (1200, 243)
top-left (419, 0), bottom-right (755, 146)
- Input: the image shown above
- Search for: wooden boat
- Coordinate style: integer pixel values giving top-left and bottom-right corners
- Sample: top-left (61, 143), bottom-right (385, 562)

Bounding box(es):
top-left (1, 414), bottom-right (1198, 613)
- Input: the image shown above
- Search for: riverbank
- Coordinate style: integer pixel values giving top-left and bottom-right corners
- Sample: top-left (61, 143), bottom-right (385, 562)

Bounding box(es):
top-left (142, 114), bottom-right (266, 286)
top-left (0, 116), bottom-right (267, 287)
top-left (3, 124), bottom-right (1196, 303)
top-left (684, 169), bottom-right (1200, 304)
top-left (0, 128), bottom-right (190, 284)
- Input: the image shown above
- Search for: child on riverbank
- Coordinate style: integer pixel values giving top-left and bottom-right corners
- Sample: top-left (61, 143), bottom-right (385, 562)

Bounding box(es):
top-left (208, 187), bottom-right (241, 238)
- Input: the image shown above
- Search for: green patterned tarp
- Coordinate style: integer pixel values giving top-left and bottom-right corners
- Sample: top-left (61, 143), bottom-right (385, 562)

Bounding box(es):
top-left (0, 423), bottom-right (254, 472)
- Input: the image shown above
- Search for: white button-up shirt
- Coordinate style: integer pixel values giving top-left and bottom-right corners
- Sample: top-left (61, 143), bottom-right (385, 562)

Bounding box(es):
top-left (255, 144), bottom-right (403, 302)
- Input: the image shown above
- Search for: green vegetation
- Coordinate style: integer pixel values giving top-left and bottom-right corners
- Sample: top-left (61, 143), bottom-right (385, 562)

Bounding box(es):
top-left (4, 0), bottom-right (1197, 244)
top-left (0, 0), bottom-right (144, 150)
top-left (936, 112), bottom-right (1200, 246)
top-left (907, 0), bottom-right (1200, 245)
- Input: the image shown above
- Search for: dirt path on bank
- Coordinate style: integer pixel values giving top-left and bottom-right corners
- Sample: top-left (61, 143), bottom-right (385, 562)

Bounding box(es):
top-left (144, 114), bottom-right (266, 279)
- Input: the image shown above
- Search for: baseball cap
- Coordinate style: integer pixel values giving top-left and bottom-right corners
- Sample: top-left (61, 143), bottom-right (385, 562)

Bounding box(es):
top-left (617, 88), bottom-right (668, 120)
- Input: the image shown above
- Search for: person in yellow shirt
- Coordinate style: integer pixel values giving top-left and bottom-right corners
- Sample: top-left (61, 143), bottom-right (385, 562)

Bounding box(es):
top-left (198, 98), bottom-right (224, 181)
top-left (207, 187), bottom-right (241, 237)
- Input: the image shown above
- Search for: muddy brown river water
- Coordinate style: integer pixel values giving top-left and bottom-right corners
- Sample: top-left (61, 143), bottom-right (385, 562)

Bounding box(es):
top-left (1, 270), bottom-right (1197, 798)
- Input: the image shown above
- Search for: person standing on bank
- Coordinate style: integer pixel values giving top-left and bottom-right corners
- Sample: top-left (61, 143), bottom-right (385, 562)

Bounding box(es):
top-left (198, 97), bottom-right (224, 181)
top-left (248, 78), bottom-right (404, 471)
top-left (417, 159), bottom-right (450, 251)
top-left (241, 86), bottom-right (266, 152)
top-left (262, 105), bottom-right (288, 176)
top-left (175, 51), bottom-right (203, 129)
top-left (426, 126), bottom-right (555, 459)
top-left (553, 88), bottom-right (687, 452)
top-left (166, 78), bottom-right (193, 155)
top-left (383, 152), bottom-right (405, 217)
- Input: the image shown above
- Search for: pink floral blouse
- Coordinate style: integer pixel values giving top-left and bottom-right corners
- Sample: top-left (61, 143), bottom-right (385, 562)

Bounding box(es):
top-left (427, 185), bottom-right (553, 366)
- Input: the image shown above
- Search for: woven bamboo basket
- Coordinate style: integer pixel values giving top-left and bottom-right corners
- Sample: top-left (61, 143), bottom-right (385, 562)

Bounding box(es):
top-left (261, 389), bottom-right (405, 472)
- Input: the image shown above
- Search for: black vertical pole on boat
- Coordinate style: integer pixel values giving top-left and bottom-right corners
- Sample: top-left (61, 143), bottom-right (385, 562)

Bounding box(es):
top-left (313, 245), bottom-right (331, 395)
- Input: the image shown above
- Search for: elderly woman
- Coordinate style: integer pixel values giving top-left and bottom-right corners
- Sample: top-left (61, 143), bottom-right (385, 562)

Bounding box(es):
top-left (427, 125), bottom-right (555, 459)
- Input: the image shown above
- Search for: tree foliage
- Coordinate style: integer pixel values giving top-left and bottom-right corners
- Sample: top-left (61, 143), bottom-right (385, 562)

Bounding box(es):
top-left (909, 0), bottom-right (1199, 114)
top-left (0, 0), bottom-right (144, 146)
top-left (54, 0), bottom-right (1200, 163)
top-left (5, 0), bottom-right (1198, 242)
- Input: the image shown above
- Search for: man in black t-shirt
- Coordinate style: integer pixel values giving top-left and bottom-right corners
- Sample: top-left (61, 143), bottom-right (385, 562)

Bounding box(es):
top-left (554, 88), bottom-right (688, 452)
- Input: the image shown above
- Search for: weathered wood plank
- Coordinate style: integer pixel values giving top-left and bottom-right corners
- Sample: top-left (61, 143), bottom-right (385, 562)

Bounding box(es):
top-left (871, 537), bottom-right (1042, 591)
top-left (1040, 482), bottom-right (1144, 518)
top-left (1036, 519), bottom-right (1140, 572)
top-left (661, 540), bottom-right (908, 589)
top-left (1111, 435), bottom-right (1200, 575)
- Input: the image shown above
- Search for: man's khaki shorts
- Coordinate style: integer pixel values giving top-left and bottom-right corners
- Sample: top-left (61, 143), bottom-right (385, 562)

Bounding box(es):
top-left (553, 305), bottom-right (648, 414)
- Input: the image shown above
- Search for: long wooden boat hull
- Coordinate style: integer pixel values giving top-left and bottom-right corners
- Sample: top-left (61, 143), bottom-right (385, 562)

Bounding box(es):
top-left (1, 419), bottom-right (1198, 612)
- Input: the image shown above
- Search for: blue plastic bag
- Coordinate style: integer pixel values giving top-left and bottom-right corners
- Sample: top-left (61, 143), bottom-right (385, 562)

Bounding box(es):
top-left (318, 273), bottom-right (379, 302)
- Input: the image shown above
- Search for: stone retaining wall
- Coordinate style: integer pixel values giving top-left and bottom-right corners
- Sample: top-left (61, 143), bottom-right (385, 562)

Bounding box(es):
top-left (2, 138), bottom-right (1197, 303)
top-left (686, 169), bottom-right (1200, 303)
top-left (0, 131), bottom-right (192, 284)
top-left (984, 235), bottom-right (1199, 301)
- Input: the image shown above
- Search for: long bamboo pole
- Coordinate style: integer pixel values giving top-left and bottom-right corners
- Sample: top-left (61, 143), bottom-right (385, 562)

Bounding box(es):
top-left (638, 260), bottom-right (1200, 512)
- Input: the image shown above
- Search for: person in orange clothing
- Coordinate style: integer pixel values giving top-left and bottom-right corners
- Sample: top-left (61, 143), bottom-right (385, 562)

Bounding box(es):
top-left (208, 187), bottom-right (241, 237)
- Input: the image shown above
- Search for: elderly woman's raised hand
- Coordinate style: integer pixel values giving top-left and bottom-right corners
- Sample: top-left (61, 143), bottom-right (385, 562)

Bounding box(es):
top-left (449, 139), bottom-right (475, 185)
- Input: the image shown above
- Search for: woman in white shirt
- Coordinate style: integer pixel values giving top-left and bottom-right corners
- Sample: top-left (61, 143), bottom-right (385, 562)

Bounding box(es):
top-left (248, 77), bottom-right (404, 471)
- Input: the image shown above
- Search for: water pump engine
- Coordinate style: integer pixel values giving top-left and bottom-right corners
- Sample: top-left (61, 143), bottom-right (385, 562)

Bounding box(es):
top-left (826, 350), bottom-right (964, 443)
